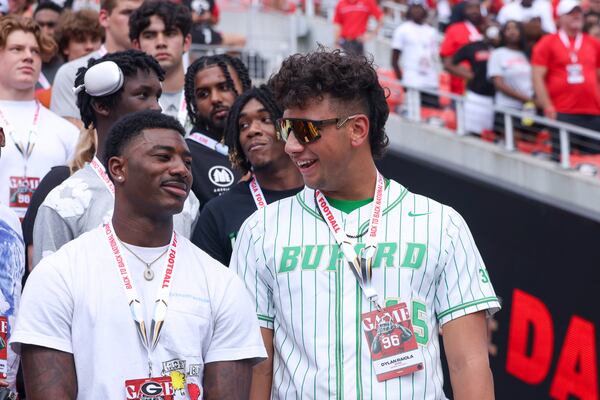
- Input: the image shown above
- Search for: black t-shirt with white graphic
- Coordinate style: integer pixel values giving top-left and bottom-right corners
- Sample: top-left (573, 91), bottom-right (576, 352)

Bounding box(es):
top-left (192, 181), bottom-right (303, 266)
top-left (453, 41), bottom-right (495, 96)
top-left (186, 135), bottom-right (242, 208)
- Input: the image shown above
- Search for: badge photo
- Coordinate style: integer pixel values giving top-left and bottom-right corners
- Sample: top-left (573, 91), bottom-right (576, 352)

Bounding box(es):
top-left (362, 302), bottom-right (424, 382)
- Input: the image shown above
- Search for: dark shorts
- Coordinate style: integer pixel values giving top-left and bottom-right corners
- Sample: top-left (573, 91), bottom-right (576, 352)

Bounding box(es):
top-left (192, 24), bottom-right (223, 45)
top-left (339, 39), bottom-right (364, 56)
top-left (551, 113), bottom-right (600, 160)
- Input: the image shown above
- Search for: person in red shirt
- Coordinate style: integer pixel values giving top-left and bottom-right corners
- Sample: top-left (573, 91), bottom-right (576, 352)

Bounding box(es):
top-left (532, 0), bottom-right (600, 158)
top-left (440, 0), bottom-right (484, 94)
top-left (333, 0), bottom-right (383, 55)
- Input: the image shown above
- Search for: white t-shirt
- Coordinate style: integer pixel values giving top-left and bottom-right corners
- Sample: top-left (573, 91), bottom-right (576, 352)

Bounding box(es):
top-left (0, 100), bottom-right (78, 219)
top-left (392, 21), bottom-right (440, 89)
top-left (12, 226), bottom-right (266, 399)
top-left (0, 204), bottom-right (24, 392)
top-left (487, 47), bottom-right (533, 109)
top-left (497, 0), bottom-right (556, 34)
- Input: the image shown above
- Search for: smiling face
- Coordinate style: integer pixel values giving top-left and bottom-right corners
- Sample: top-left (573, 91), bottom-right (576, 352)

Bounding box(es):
top-left (134, 15), bottom-right (190, 75)
top-left (193, 64), bottom-right (243, 135)
top-left (118, 128), bottom-right (193, 216)
top-left (238, 98), bottom-right (290, 171)
top-left (0, 30), bottom-right (42, 96)
top-left (283, 95), bottom-right (357, 193)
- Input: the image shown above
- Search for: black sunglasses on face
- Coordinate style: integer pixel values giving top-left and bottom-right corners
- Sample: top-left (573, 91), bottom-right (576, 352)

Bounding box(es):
top-left (275, 115), bottom-right (359, 144)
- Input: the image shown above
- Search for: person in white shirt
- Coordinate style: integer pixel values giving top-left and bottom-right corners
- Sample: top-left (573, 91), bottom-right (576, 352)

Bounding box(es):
top-left (50, 0), bottom-right (143, 127)
top-left (0, 124), bottom-right (25, 398)
top-left (391, 2), bottom-right (440, 107)
top-left (130, 0), bottom-right (192, 129)
top-left (497, 0), bottom-right (556, 34)
top-left (12, 110), bottom-right (266, 400)
top-left (0, 16), bottom-right (79, 221)
top-left (488, 21), bottom-right (535, 110)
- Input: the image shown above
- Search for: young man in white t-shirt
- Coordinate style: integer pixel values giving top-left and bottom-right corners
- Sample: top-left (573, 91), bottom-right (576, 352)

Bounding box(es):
top-left (130, 0), bottom-right (192, 128)
top-left (0, 16), bottom-right (79, 221)
top-left (391, 3), bottom-right (440, 107)
top-left (13, 110), bottom-right (266, 399)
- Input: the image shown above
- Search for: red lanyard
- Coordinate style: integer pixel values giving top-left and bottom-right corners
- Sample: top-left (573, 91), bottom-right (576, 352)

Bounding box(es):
top-left (188, 132), bottom-right (229, 156)
top-left (249, 176), bottom-right (267, 209)
top-left (89, 157), bottom-right (115, 196)
top-left (104, 222), bottom-right (178, 377)
top-left (315, 171), bottom-right (385, 309)
top-left (0, 101), bottom-right (40, 176)
top-left (559, 30), bottom-right (583, 63)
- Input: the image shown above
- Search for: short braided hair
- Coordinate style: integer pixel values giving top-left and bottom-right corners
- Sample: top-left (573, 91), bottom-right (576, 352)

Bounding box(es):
top-left (224, 85), bottom-right (282, 174)
top-left (269, 48), bottom-right (389, 158)
top-left (75, 49), bottom-right (165, 129)
top-left (184, 54), bottom-right (251, 131)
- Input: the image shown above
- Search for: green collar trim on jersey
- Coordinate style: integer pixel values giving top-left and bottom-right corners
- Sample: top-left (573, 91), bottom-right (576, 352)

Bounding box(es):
top-left (324, 180), bottom-right (391, 213)
top-left (326, 197), bottom-right (373, 213)
top-left (296, 180), bottom-right (407, 221)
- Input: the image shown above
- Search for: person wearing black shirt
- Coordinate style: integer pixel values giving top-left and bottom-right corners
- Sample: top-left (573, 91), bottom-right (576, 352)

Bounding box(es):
top-left (449, 26), bottom-right (497, 134)
top-left (184, 54), bottom-right (252, 206)
top-left (192, 86), bottom-right (304, 265)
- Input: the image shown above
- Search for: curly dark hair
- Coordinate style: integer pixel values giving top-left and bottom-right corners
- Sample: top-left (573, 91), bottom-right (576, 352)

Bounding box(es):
top-left (103, 110), bottom-right (185, 180)
top-left (75, 49), bottom-right (165, 129)
top-left (184, 54), bottom-right (252, 132)
top-left (129, 0), bottom-right (192, 41)
top-left (224, 85), bottom-right (283, 174)
top-left (268, 49), bottom-right (389, 158)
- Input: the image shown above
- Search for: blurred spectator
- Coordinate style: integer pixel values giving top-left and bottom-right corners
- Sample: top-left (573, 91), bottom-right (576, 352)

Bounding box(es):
top-left (488, 21), bottom-right (535, 110)
top-left (33, 2), bottom-right (64, 102)
top-left (391, 2), bottom-right (440, 107)
top-left (497, 0), bottom-right (556, 34)
top-left (488, 21), bottom-right (539, 139)
top-left (130, 0), bottom-right (191, 127)
top-left (441, 0), bottom-right (484, 94)
top-left (449, 24), bottom-right (497, 134)
top-left (584, 20), bottom-right (600, 39)
top-left (0, 16), bottom-right (78, 221)
top-left (532, 0), bottom-right (600, 157)
top-left (333, 0), bottom-right (383, 55)
top-left (188, 0), bottom-right (246, 47)
top-left (0, 127), bottom-right (25, 397)
top-left (7, 0), bottom-right (34, 17)
top-left (50, 0), bottom-right (143, 128)
top-left (55, 9), bottom-right (104, 62)
top-left (33, 2), bottom-right (62, 38)
top-left (586, 0), bottom-right (600, 15)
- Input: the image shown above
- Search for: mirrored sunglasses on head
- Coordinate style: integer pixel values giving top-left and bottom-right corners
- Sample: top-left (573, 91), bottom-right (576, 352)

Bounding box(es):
top-left (275, 115), bottom-right (359, 144)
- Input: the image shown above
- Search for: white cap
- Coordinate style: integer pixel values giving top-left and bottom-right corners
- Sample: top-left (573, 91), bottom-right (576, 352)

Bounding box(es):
top-left (557, 0), bottom-right (582, 16)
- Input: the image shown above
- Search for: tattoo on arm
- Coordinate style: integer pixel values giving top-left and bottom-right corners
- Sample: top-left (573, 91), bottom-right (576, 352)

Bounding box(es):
top-left (203, 360), bottom-right (253, 400)
top-left (22, 345), bottom-right (77, 400)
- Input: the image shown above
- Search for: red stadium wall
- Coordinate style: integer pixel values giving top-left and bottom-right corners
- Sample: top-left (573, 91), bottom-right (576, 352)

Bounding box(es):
top-left (377, 150), bottom-right (600, 400)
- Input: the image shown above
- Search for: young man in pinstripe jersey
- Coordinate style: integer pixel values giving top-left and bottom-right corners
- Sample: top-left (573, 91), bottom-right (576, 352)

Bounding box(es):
top-left (230, 49), bottom-right (500, 399)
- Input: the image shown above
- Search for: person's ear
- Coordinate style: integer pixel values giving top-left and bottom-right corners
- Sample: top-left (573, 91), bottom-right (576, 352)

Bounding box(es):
top-left (91, 99), bottom-right (110, 118)
top-left (183, 34), bottom-right (192, 53)
top-left (348, 114), bottom-right (370, 148)
top-left (108, 155), bottom-right (127, 184)
top-left (0, 127), bottom-right (5, 148)
top-left (132, 38), bottom-right (141, 50)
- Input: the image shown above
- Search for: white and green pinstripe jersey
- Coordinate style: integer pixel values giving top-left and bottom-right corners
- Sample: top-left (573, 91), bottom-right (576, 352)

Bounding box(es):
top-left (230, 179), bottom-right (500, 400)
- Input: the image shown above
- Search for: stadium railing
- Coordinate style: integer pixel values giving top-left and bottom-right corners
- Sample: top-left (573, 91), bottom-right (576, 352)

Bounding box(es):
top-left (378, 72), bottom-right (600, 177)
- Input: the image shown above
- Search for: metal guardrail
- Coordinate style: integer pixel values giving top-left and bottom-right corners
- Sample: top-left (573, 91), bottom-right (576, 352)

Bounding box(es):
top-left (378, 73), bottom-right (600, 172)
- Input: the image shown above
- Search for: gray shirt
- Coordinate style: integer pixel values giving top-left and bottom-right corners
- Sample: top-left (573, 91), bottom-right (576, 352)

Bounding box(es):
top-left (32, 163), bottom-right (200, 266)
top-left (487, 47), bottom-right (533, 109)
top-left (50, 50), bottom-right (103, 119)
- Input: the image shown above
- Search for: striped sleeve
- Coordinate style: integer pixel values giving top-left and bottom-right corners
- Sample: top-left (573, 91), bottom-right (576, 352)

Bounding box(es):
top-left (435, 207), bottom-right (501, 326)
top-left (229, 210), bottom-right (275, 329)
